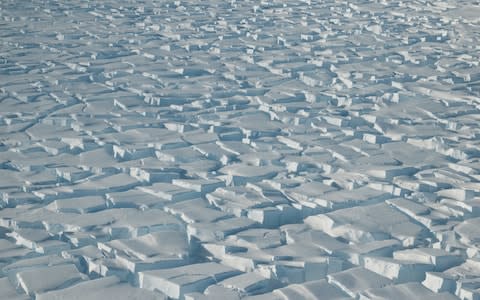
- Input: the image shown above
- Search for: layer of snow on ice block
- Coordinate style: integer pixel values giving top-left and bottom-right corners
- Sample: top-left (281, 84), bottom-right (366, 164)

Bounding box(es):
top-left (36, 276), bottom-right (166, 300)
top-left (98, 230), bottom-right (191, 272)
top-left (358, 282), bottom-right (459, 300)
top-left (327, 267), bottom-right (393, 298)
top-left (138, 262), bottom-right (241, 299)
top-left (15, 264), bottom-right (87, 296)
top-left (305, 202), bottom-right (427, 245)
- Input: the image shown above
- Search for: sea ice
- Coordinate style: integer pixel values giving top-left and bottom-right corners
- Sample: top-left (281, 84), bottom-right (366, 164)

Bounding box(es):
top-left (1, 0), bottom-right (479, 298)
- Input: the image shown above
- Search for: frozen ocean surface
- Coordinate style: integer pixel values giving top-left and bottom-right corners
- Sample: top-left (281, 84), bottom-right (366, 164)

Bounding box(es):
top-left (1, 0), bottom-right (480, 299)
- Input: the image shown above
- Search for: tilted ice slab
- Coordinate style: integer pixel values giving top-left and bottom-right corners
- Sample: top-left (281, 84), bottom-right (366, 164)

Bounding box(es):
top-left (138, 262), bottom-right (241, 299)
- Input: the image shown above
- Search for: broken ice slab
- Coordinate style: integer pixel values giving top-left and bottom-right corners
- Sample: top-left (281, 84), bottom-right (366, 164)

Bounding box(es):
top-left (437, 188), bottom-right (476, 201)
top-left (282, 151), bottom-right (335, 174)
top-left (268, 254), bottom-right (344, 283)
top-left (129, 165), bottom-right (180, 183)
top-left (386, 198), bottom-right (449, 228)
top-left (7, 228), bottom-right (70, 254)
top-left (165, 199), bottom-right (233, 224)
top-left (30, 239), bottom-right (71, 255)
top-left (454, 217), bottom-right (480, 246)
top-left (20, 207), bottom-right (185, 239)
top-left (115, 128), bottom-right (189, 151)
top-left (458, 281), bottom-right (480, 300)
top-left (393, 247), bottom-right (464, 271)
top-left (55, 166), bottom-right (93, 183)
top-left (106, 188), bottom-right (172, 209)
top-left (46, 195), bottom-right (107, 214)
top-left (36, 276), bottom-right (166, 300)
top-left (187, 217), bottom-right (259, 242)
top-left (381, 141), bottom-right (452, 167)
top-left (358, 282), bottom-right (458, 300)
top-left (216, 141), bottom-right (255, 157)
top-left (98, 230), bottom-right (190, 272)
top-left (262, 177), bottom-right (303, 190)
top-left (138, 262), bottom-right (241, 299)
top-left (71, 173), bottom-right (142, 193)
top-left (0, 277), bottom-right (29, 300)
top-left (363, 255), bottom-right (434, 283)
top-left (172, 178), bottom-right (225, 194)
top-left (367, 165), bottom-right (419, 180)
top-left (444, 258), bottom-right (480, 279)
top-left (439, 197), bottom-right (480, 218)
top-left (438, 259), bottom-right (480, 299)
top-left (15, 263), bottom-right (87, 296)
top-left (2, 253), bottom-right (78, 279)
top-left (26, 123), bottom-right (81, 142)
top-left (307, 186), bottom-right (391, 210)
top-left (57, 223), bottom-right (94, 247)
top-left (156, 147), bottom-right (207, 164)
top-left (218, 163), bottom-right (282, 186)
top-left (181, 130), bottom-right (219, 145)
top-left (282, 224), bottom-right (350, 255)
top-left (386, 197), bottom-right (431, 215)
top-left (33, 173), bottom-right (142, 200)
top-left (234, 112), bottom-right (284, 139)
top-left (0, 190), bottom-right (44, 208)
top-left (327, 267), bottom-right (393, 298)
top-left (138, 182), bottom-right (201, 202)
top-left (111, 144), bottom-right (154, 161)
top-left (362, 133), bottom-right (391, 145)
top-left (207, 186), bottom-right (288, 217)
top-left (265, 279), bottom-right (350, 300)
top-left (97, 208), bottom-right (185, 239)
top-left (305, 202), bottom-right (429, 246)
top-left (277, 136), bottom-right (307, 151)
top-left (285, 181), bottom-right (339, 205)
top-left (339, 239), bottom-right (403, 266)
top-left (202, 247), bottom-right (264, 273)
top-left (214, 127), bottom-right (248, 141)
top-left (225, 228), bottom-right (284, 250)
top-left (7, 228), bottom-right (51, 250)
top-left (247, 205), bottom-right (301, 228)
top-left (218, 272), bottom-right (281, 296)
top-left (422, 271), bottom-right (459, 294)
top-left (393, 176), bottom-right (443, 193)
top-left (221, 246), bottom-right (338, 278)
top-left (78, 148), bottom-right (121, 174)
top-left (246, 181), bottom-right (293, 204)
top-left (192, 142), bottom-right (236, 165)
top-left (0, 238), bottom-right (35, 263)
top-left (64, 244), bottom-right (130, 279)
top-left (129, 165), bottom-right (183, 183)
top-left (62, 208), bottom-right (184, 239)
top-left (164, 121), bottom-right (195, 133)
top-left (186, 284), bottom-right (244, 300)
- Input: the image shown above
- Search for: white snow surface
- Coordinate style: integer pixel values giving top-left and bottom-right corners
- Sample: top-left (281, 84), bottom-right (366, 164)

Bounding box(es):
top-left (1, 0), bottom-right (480, 298)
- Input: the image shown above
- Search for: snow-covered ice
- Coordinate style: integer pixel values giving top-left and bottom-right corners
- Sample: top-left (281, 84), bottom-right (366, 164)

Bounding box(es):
top-left (1, 0), bottom-right (480, 298)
